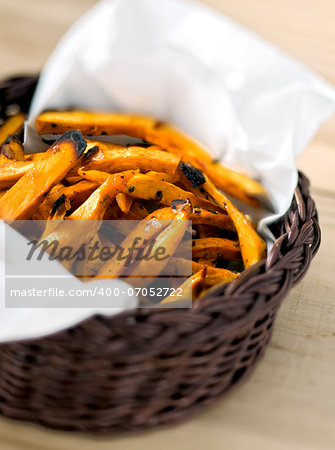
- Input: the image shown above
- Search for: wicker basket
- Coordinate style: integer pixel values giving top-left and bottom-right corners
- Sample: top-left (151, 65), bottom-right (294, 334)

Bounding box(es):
top-left (0, 76), bottom-right (321, 434)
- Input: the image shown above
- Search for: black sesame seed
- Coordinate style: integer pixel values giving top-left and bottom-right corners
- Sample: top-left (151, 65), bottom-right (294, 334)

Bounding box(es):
top-left (128, 186), bottom-right (135, 193)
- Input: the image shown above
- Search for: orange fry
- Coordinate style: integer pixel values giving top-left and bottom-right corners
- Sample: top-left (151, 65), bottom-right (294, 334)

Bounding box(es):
top-left (68, 170), bottom-right (137, 221)
top-left (161, 267), bottom-right (207, 304)
top-left (78, 168), bottom-right (111, 185)
top-left (150, 205), bottom-right (235, 231)
top-left (116, 192), bottom-right (134, 214)
top-left (1, 135), bottom-right (25, 161)
top-left (97, 200), bottom-right (191, 279)
top-left (145, 171), bottom-right (180, 184)
top-left (33, 180), bottom-right (97, 220)
top-left (204, 177), bottom-right (267, 268)
top-left (175, 237), bottom-right (241, 261)
top-left (0, 161), bottom-right (35, 189)
top-left (0, 131), bottom-right (87, 221)
top-left (164, 257), bottom-right (239, 285)
top-left (123, 174), bottom-right (222, 211)
top-left (134, 205), bottom-right (192, 280)
top-left (0, 113), bottom-right (25, 146)
top-left (82, 141), bottom-right (180, 175)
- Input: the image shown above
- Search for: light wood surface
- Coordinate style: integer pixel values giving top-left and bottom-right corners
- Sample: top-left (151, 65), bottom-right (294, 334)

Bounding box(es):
top-left (0, 0), bottom-right (334, 449)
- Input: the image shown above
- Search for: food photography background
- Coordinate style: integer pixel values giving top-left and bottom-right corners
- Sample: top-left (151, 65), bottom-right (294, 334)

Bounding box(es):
top-left (0, 0), bottom-right (334, 449)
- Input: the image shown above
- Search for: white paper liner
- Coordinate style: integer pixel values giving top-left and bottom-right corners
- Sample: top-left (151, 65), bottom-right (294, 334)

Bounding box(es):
top-left (0, 0), bottom-right (334, 343)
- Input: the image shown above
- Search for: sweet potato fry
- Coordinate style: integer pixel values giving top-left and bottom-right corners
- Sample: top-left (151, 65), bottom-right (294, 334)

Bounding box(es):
top-left (75, 232), bottom-right (106, 278)
top-left (81, 142), bottom-right (180, 175)
top-left (32, 183), bottom-right (64, 220)
top-left (191, 260), bottom-right (240, 285)
top-left (195, 161), bottom-right (265, 207)
top-left (64, 175), bottom-right (83, 185)
top-left (0, 131), bottom-right (87, 220)
top-left (145, 203), bottom-right (189, 222)
top-left (78, 168), bottom-right (111, 185)
top-left (129, 200), bottom-right (150, 218)
top-left (163, 256), bottom-right (192, 277)
top-left (161, 267), bottom-right (207, 304)
top-left (196, 258), bottom-right (217, 267)
top-left (164, 257), bottom-right (239, 285)
top-left (1, 135), bottom-right (24, 161)
top-left (0, 190), bottom-right (8, 200)
top-left (145, 171), bottom-right (180, 184)
top-left (39, 173), bottom-right (136, 272)
top-left (63, 181), bottom-right (98, 208)
top-left (191, 208), bottom-right (235, 231)
top-left (49, 194), bottom-right (71, 220)
top-left (39, 221), bottom-right (105, 274)
top-left (97, 201), bottom-right (191, 278)
top-left (116, 192), bottom-right (133, 214)
top-left (25, 152), bottom-right (46, 162)
top-left (177, 162), bottom-right (217, 204)
top-left (35, 111), bottom-right (266, 205)
top-left (134, 212), bottom-right (191, 280)
top-left (192, 237), bottom-right (241, 261)
top-left (104, 217), bottom-right (133, 235)
top-left (39, 194), bottom-right (72, 240)
top-left (149, 205), bottom-right (234, 231)
top-left (34, 180), bottom-right (98, 220)
top-left (68, 170), bottom-right (136, 221)
top-left (0, 155), bottom-right (10, 165)
top-left (204, 177), bottom-right (267, 268)
top-left (0, 161), bottom-right (35, 189)
top-left (175, 237), bottom-right (241, 261)
top-left (195, 224), bottom-right (219, 239)
top-left (177, 177), bottom-right (216, 204)
top-left (96, 218), bottom-right (165, 278)
top-left (0, 113), bottom-right (25, 146)
top-left (123, 174), bottom-right (223, 211)
top-left (0, 149), bottom-right (93, 192)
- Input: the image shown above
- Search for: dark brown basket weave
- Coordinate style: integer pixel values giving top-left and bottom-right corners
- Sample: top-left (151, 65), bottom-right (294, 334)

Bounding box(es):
top-left (0, 76), bottom-right (321, 434)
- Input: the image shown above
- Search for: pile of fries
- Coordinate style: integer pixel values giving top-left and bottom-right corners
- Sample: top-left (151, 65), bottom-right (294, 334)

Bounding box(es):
top-left (0, 110), bottom-right (267, 303)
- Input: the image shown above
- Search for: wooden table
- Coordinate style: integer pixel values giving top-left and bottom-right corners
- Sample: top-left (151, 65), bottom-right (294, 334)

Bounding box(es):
top-left (0, 0), bottom-right (334, 448)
